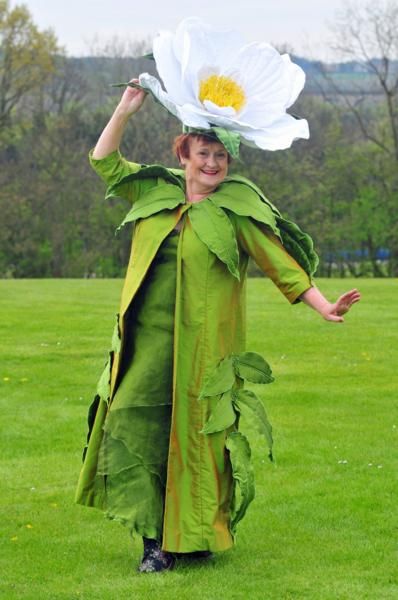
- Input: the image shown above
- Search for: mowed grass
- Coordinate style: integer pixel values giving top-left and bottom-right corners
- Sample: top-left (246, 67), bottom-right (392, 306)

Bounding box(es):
top-left (0, 278), bottom-right (397, 600)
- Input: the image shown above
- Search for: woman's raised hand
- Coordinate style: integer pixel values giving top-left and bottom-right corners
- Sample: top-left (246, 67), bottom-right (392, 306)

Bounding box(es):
top-left (92, 78), bottom-right (147, 159)
top-left (118, 78), bottom-right (147, 116)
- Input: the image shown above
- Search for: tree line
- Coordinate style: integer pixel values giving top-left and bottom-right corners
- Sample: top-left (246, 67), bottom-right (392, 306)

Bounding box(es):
top-left (1, 0), bottom-right (397, 278)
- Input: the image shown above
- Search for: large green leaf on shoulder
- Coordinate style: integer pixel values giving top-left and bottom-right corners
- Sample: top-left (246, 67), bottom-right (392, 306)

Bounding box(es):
top-left (106, 163), bottom-right (185, 200)
top-left (225, 431), bottom-right (255, 533)
top-left (117, 184), bottom-right (185, 231)
top-left (220, 174), bottom-right (318, 278)
top-left (189, 199), bottom-right (240, 279)
top-left (212, 183), bottom-right (280, 236)
top-left (199, 356), bottom-right (235, 398)
top-left (233, 352), bottom-right (274, 384)
top-left (224, 174), bottom-right (282, 217)
top-left (234, 389), bottom-right (273, 460)
top-left (201, 390), bottom-right (237, 434)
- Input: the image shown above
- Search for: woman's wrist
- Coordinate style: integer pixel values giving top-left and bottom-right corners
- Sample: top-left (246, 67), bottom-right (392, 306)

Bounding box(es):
top-left (300, 287), bottom-right (333, 318)
top-left (114, 103), bottom-right (133, 122)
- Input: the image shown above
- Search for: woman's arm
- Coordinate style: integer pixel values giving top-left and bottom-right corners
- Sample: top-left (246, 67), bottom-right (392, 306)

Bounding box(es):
top-left (300, 287), bottom-right (361, 322)
top-left (92, 79), bottom-right (147, 160)
top-left (234, 216), bottom-right (361, 321)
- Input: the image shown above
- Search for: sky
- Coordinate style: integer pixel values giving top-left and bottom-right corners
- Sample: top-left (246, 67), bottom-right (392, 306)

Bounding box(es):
top-left (14, 0), bottom-right (349, 60)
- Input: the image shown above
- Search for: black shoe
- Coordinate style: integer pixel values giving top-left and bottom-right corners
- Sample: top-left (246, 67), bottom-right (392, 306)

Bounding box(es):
top-left (138, 538), bottom-right (175, 573)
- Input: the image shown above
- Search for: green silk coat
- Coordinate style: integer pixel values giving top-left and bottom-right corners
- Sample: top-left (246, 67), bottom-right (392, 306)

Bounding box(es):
top-left (75, 150), bottom-right (316, 553)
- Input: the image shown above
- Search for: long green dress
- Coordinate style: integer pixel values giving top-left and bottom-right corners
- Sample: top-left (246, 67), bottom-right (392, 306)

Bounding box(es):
top-left (75, 150), bottom-right (317, 553)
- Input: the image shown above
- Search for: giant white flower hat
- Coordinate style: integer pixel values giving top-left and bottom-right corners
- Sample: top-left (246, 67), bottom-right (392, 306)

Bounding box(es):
top-left (130, 18), bottom-right (309, 154)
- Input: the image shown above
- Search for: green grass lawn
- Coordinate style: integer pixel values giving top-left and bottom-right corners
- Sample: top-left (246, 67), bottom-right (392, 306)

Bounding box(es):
top-left (0, 278), bottom-right (397, 600)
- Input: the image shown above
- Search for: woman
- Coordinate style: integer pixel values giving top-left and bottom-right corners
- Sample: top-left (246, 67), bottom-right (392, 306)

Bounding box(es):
top-left (75, 82), bottom-right (360, 573)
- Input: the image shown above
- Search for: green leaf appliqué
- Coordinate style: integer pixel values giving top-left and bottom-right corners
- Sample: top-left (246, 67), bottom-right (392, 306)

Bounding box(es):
top-left (212, 127), bottom-right (241, 159)
top-left (234, 352), bottom-right (274, 384)
top-left (111, 315), bottom-right (121, 354)
top-left (226, 431), bottom-right (255, 533)
top-left (199, 356), bottom-right (235, 398)
top-left (201, 390), bottom-right (237, 434)
top-left (117, 184), bottom-right (185, 231)
top-left (96, 357), bottom-right (111, 403)
top-left (189, 199), bottom-right (240, 280)
top-left (212, 184), bottom-right (279, 236)
top-left (234, 389), bottom-right (273, 459)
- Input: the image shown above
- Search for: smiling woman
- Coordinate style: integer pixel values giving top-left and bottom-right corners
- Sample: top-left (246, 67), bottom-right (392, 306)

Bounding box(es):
top-left (174, 135), bottom-right (229, 201)
top-left (75, 18), bottom-right (360, 575)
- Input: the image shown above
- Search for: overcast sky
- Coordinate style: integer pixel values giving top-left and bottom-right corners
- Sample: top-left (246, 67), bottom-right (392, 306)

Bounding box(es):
top-left (16, 0), bottom-right (349, 59)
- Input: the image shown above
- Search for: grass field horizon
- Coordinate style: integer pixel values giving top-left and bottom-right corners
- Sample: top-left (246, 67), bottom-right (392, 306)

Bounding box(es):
top-left (1, 278), bottom-right (397, 599)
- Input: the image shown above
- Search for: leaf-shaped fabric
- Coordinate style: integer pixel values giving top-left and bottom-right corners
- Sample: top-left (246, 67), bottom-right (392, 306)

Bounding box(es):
top-left (234, 352), bottom-right (274, 384)
top-left (111, 315), bottom-right (121, 354)
top-left (189, 199), bottom-right (240, 280)
top-left (117, 184), bottom-right (185, 230)
top-left (201, 390), bottom-right (237, 434)
top-left (225, 432), bottom-right (255, 533)
top-left (96, 356), bottom-right (111, 403)
top-left (199, 356), bottom-right (235, 398)
top-left (105, 163), bottom-right (185, 200)
top-left (223, 174), bottom-right (282, 218)
top-left (277, 217), bottom-right (319, 276)
top-left (211, 182), bottom-right (279, 236)
top-left (234, 389), bottom-right (273, 459)
top-left (212, 127), bottom-right (241, 159)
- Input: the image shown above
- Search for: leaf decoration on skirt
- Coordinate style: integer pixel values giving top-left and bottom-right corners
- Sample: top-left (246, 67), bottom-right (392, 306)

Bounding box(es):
top-left (233, 351), bottom-right (274, 384)
top-left (201, 390), bottom-right (236, 434)
top-left (199, 355), bottom-right (236, 398)
top-left (96, 356), bottom-right (111, 403)
top-left (233, 389), bottom-right (273, 460)
top-left (225, 431), bottom-right (255, 533)
top-left (111, 314), bottom-right (121, 354)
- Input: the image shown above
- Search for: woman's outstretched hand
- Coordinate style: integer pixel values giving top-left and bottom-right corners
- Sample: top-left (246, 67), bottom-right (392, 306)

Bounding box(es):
top-left (322, 289), bottom-right (361, 322)
top-left (300, 287), bottom-right (361, 323)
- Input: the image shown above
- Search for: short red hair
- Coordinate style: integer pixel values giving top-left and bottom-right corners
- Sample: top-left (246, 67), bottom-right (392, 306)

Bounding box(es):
top-left (173, 133), bottom-right (232, 164)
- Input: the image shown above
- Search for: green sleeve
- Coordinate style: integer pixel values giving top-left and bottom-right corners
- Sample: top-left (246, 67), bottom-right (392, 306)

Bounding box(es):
top-left (88, 149), bottom-right (148, 204)
top-left (235, 215), bottom-right (312, 304)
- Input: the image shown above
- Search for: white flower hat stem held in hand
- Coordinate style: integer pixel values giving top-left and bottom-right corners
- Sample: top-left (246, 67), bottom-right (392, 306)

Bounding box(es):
top-left (129, 17), bottom-right (309, 153)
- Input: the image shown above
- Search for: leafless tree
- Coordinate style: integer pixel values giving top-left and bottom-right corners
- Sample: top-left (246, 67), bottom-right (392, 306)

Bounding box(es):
top-left (318, 1), bottom-right (398, 160)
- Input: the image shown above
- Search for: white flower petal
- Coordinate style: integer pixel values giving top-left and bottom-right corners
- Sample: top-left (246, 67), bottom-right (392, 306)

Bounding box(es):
top-left (153, 31), bottom-right (192, 105)
top-left (173, 18), bottom-right (244, 74)
top-left (281, 54), bottom-right (306, 108)
top-left (238, 101), bottom-right (283, 128)
top-left (203, 100), bottom-right (236, 118)
top-left (172, 18), bottom-right (244, 101)
top-left (240, 114), bottom-right (310, 151)
top-left (228, 43), bottom-right (305, 111)
top-left (138, 73), bottom-right (181, 119)
top-left (177, 104), bottom-right (211, 129)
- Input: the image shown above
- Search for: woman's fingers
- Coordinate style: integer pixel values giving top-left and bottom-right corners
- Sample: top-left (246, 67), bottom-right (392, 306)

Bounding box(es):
top-left (334, 289), bottom-right (361, 315)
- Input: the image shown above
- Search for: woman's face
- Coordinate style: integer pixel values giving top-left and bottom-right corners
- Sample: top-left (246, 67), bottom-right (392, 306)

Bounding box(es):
top-left (181, 137), bottom-right (229, 197)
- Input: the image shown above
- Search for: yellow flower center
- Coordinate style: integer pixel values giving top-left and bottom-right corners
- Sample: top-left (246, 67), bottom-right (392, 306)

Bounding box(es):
top-left (199, 75), bottom-right (246, 112)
